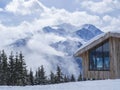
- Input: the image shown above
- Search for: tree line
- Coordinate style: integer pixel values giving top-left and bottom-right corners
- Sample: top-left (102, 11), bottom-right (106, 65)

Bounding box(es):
top-left (0, 50), bottom-right (82, 86)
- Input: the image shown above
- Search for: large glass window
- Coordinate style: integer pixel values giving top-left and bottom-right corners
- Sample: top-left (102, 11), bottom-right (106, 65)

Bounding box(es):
top-left (89, 41), bottom-right (110, 71)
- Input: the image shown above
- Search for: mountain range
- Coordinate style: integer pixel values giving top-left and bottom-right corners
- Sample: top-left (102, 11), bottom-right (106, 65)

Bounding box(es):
top-left (8, 23), bottom-right (103, 76)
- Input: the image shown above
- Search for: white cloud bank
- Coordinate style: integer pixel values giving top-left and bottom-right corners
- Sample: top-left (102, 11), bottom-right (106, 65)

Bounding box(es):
top-left (80, 0), bottom-right (120, 14)
top-left (5, 0), bottom-right (49, 15)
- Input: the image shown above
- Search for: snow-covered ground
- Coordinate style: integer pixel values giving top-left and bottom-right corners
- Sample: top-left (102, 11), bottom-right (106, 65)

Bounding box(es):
top-left (0, 79), bottom-right (120, 90)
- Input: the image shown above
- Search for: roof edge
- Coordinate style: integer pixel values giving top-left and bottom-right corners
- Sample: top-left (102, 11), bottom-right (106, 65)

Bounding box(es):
top-left (74, 32), bottom-right (120, 57)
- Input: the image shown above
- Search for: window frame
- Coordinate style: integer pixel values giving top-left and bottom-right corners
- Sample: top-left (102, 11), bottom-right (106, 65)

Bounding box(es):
top-left (88, 39), bottom-right (110, 71)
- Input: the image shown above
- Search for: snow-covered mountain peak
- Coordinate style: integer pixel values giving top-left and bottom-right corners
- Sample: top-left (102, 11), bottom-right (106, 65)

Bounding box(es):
top-left (81, 24), bottom-right (95, 29)
top-left (55, 23), bottom-right (79, 33)
top-left (75, 24), bottom-right (103, 41)
top-left (80, 24), bottom-right (102, 34)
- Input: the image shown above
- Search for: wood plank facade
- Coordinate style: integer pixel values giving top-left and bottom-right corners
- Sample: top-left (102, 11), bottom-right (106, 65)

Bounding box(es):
top-left (75, 32), bottom-right (120, 80)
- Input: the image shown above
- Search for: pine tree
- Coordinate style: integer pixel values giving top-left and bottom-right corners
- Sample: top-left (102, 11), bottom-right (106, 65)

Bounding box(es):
top-left (63, 75), bottom-right (70, 83)
top-left (37, 67), bottom-right (41, 84)
top-left (49, 71), bottom-right (55, 84)
top-left (1, 50), bottom-right (8, 85)
top-left (39, 66), bottom-right (47, 85)
top-left (0, 51), bottom-right (2, 85)
top-left (14, 52), bottom-right (19, 85)
top-left (29, 69), bottom-right (34, 85)
top-left (8, 52), bottom-right (16, 85)
top-left (14, 52), bottom-right (28, 86)
top-left (34, 70), bottom-right (39, 85)
top-left (0, 50), bottom-right (84, 85)
top-left (78, 73), bottom-right (82, 81)
top-left (70, 74), bottom-right (76, 82)
top-left (35, 66), bottom-right (47, 85)
top-left (55, 66), bottom-right (63, 83)
top-left (18, 52), bottom-right (28, 86)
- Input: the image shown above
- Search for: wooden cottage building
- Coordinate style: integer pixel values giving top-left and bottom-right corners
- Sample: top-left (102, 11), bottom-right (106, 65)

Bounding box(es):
top-left (75, 32), bottom-right (120, 80)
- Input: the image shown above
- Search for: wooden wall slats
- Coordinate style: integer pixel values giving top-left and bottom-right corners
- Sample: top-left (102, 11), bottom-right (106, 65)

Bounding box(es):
top-left (109, 37), bottom-right (115, 79)
top-left (80, 37), bottom-right (120, 79)
top-left (118, 39), bottom-right (120, 78)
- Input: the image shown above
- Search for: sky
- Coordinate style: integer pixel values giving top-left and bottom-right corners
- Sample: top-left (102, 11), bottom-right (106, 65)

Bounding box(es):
top-left (0, 0), bottom-right (119, 31)
top-left (0, 0), bottom-right (119, 75)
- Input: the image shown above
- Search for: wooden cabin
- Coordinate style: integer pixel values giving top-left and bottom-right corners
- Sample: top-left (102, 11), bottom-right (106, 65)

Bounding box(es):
top-left (75, 32), bottom-right (120, 80)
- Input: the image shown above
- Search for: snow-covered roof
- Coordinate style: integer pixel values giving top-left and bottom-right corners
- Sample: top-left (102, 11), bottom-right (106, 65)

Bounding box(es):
top-left (74, 32), bottom-right (120, 57)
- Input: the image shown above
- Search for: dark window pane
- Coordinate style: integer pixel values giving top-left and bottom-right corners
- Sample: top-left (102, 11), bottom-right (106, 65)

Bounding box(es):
top-left (104, 57), bottom-right (110, 70)
top-left (89, 50), bottom-right (96, 70)
top-left (89, 40), bottom-right (110, 71)
top-left (103, 42), bottom-right (110, 70)
top-left (96, 45), bottom-right (103, 70)
top-left (96, 57), bottom-right (103, 70)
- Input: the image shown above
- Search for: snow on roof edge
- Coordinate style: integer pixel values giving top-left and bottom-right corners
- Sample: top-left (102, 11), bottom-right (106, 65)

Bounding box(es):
top-left (74, 31), bottom-right (120, 57)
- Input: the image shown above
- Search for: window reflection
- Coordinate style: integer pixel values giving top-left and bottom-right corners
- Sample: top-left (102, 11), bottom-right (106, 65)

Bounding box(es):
top-left (89, 41), bottom-right (110, 71)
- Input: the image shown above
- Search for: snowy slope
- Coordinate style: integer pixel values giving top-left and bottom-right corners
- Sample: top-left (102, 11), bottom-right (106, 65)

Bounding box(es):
top-left (0, 79), bottom-right (120, 90)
